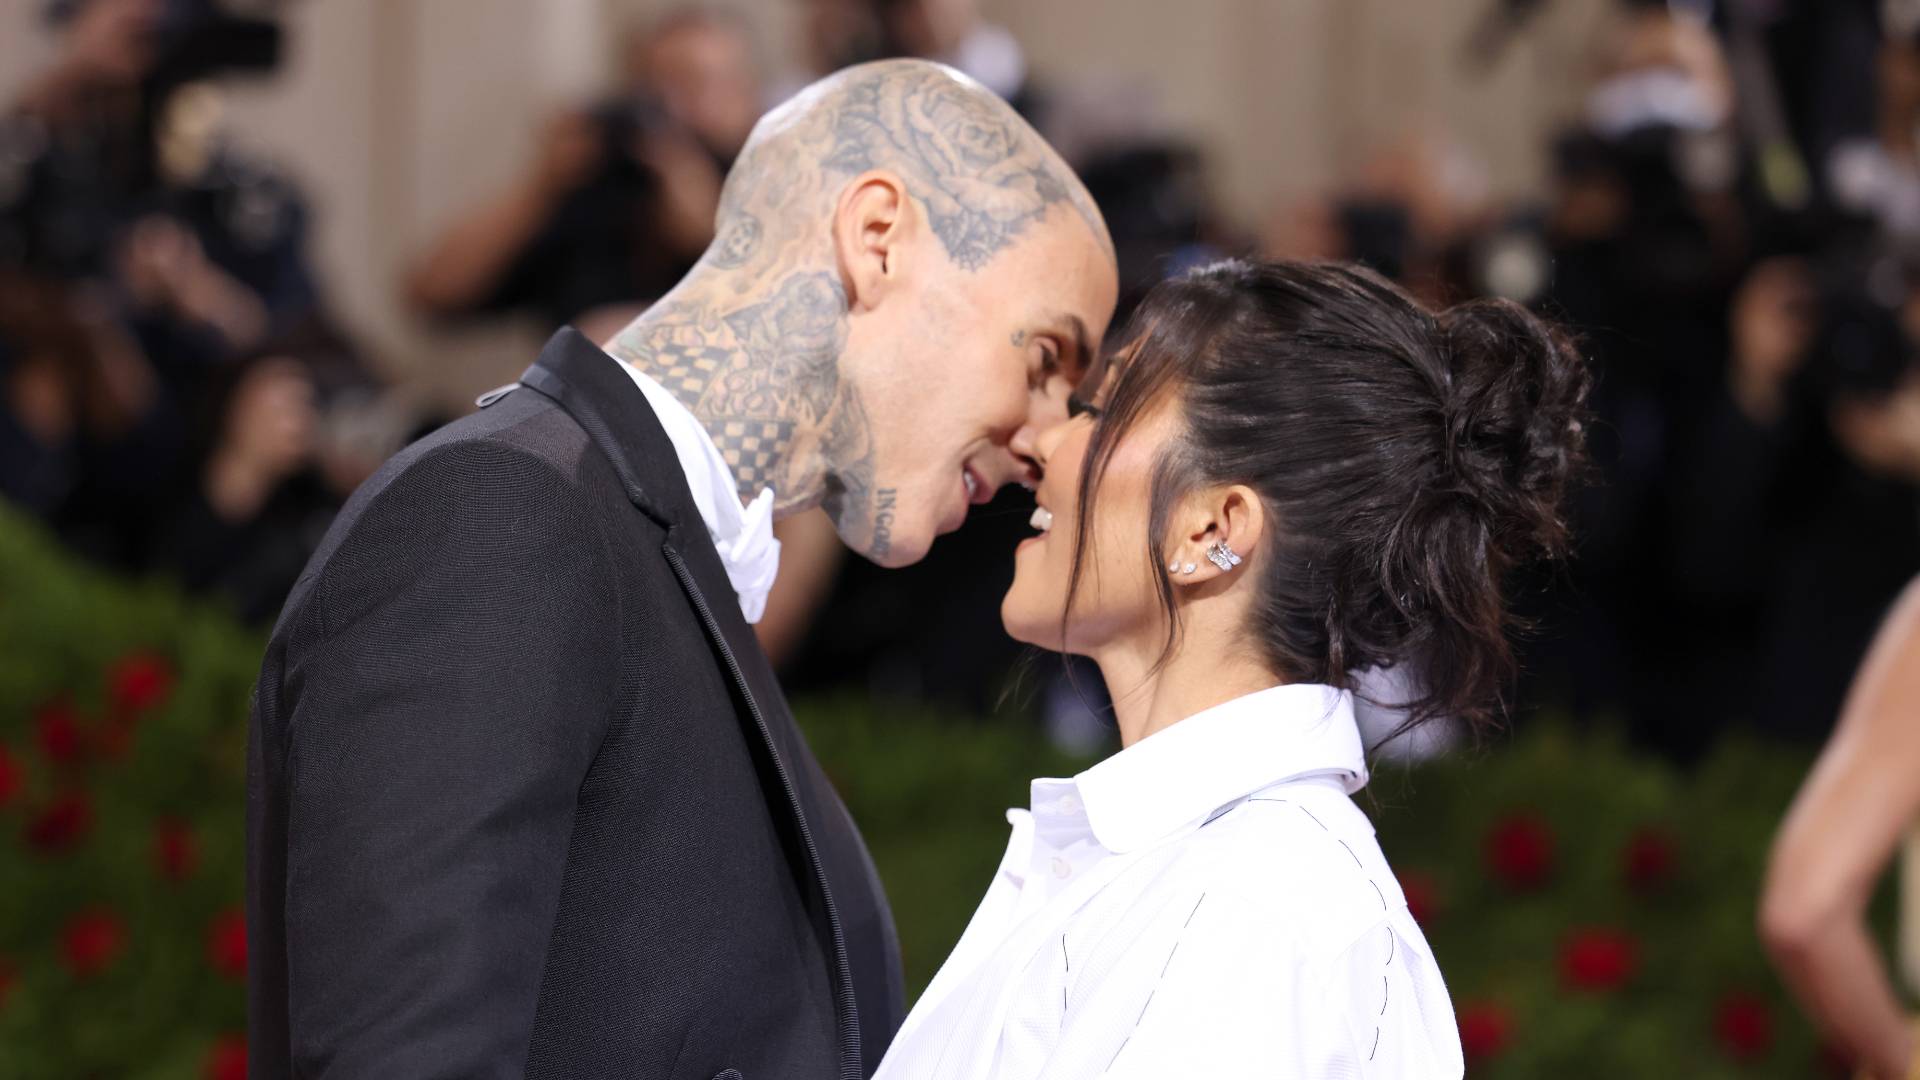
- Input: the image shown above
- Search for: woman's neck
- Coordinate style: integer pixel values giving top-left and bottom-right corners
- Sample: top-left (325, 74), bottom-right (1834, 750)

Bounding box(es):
top-left (1090, 620), bottom-right (1283, 748)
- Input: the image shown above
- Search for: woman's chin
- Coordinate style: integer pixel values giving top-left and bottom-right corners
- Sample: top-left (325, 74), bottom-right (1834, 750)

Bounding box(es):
top-left (998, 594), bottom-right (1048, 650)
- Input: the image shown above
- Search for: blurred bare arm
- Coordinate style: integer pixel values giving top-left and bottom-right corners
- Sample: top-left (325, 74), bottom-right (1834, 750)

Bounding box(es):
top-left (403, 111), bottom-right (600, 317)
top-left (1762, 578), bottom-right (1920, 1079)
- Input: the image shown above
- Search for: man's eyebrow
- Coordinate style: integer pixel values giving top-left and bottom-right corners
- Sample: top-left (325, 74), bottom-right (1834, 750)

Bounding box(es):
top-left (1050, 313), bottom-right (1095, 377)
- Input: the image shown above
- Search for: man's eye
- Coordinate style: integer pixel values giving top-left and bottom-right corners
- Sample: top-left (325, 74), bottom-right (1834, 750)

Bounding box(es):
top-left (1067, 395), bottom-right (1103, 420)
top-left (1029, 345), bottom-right (1060, 391)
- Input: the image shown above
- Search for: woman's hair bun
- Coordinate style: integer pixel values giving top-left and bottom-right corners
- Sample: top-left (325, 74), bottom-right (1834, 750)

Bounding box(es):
top-left (1434, 297), bottom-right (1592, 563)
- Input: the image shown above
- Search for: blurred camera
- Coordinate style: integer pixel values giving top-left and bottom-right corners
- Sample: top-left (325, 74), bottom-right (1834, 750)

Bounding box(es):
top-left (1806, 247), bottom-right (1920, 404)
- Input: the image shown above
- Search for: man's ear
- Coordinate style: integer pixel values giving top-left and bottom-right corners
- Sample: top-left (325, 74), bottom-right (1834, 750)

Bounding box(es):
top-left (832, 171), bottom-right (914, 313)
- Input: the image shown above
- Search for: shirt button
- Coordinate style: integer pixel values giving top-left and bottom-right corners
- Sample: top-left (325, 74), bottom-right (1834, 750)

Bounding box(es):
top-left (1051, 856), bottom-right (1073, 879)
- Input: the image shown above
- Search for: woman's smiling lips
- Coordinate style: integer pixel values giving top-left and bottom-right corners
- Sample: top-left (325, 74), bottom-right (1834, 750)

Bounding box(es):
top-left (1018, 504), bottom-right (1052, 553)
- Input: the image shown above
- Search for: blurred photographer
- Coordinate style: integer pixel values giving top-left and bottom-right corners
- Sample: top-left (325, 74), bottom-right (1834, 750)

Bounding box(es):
top-left (3, 0), bottom-right (322, 438)
top-left (2, 0), bottom-right (312, 327)
top-left (152, 320), bottom-right (408, 622)
top-left (1675, 245), bottom-right (1920, 740)
top-left (1501, 5), bottom-right (1758, 752)
top-left (404, 7), bottom-right (763, 330)
top-left (0, 271), bottom-right (164, 532)
top-left (1827, 19), bottom-right (1920, 246)
top-left (0, 0), bottom-right (165, 278)
top-left (1, 0), bottom-right (378, 615)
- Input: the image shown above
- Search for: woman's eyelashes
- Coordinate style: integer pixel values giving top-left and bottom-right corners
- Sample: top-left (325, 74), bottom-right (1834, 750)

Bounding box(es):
top-left (1067, 395), bottom-right (1103, 421)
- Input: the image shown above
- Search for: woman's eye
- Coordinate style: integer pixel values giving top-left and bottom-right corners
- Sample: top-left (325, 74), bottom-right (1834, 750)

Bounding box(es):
top-left (1067, 395), bottom-right (1103, 421)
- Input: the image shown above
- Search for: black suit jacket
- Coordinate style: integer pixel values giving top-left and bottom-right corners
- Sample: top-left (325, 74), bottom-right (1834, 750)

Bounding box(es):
top-left (247, 328), bottom-right (904, 1079)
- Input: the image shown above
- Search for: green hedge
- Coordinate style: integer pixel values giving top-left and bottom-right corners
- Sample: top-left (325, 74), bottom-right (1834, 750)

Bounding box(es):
top-left (0, 510), bottom-right (255, 1078)
top-left (1361, 727), bottom-right (1882, 1077)
top-left (0, 506), bottom-right (1879, 1077)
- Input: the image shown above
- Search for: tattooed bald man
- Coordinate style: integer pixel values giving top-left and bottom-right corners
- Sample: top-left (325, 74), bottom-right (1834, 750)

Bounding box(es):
top-left (245, 60), bottom-right (1117, 1080)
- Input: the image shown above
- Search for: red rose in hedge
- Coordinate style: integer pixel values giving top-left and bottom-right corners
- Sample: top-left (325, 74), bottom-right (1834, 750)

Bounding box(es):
top-left (1458, 1000), bottom-right (1513, 1060)
top-left (34, 697), bottom-right (85, 764)
top-left (1560, 926), bottom-right (1639, 991)
top-left (209, 909), bottom-right (247, 980)
top-left (61, 910), bottom-right (125, 978)
top-left (0, 745), bottom-right (21, 806)
top-left (1397, 870), bottom-right (1440, 926)
top-left (1713, 991), bottom-right (1773, 1061)
top-left (1623, 827), bottom-right (1678, 893)
top-left (1486, 813), bottom-right (1554, 891)
top-left (109, 651), bottom-right (175, 719)
top-left (25, 792), bottom-right (93, 853)
top-left (205, 1034), bottom-right (248, 1080)
top-left (155, 819), bottom-right (199, 881)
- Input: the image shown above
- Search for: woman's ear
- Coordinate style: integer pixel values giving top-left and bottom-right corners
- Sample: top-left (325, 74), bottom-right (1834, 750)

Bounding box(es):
top-left (832, 170), bottom-right (913, 313)
top-left (1170, 485), bottom-right (1264, 582)
top-left (1216, 485), bottom-right (1264, 564)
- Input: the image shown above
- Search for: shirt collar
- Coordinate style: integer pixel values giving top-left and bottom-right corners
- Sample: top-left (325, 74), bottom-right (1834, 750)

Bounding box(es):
top-left (613, 356), bottom-right (782, 623)
top-left (1070, 684), bottom-right (1367, 854)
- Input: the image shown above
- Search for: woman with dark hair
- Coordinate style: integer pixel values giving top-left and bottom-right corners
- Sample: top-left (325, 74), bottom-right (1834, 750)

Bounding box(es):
top-left (874, 258), bottom-right (1590, 1078)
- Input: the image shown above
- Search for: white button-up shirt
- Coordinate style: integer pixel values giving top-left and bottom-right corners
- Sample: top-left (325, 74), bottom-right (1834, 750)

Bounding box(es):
top-left (875, 684), bottom-right (1464, 1080)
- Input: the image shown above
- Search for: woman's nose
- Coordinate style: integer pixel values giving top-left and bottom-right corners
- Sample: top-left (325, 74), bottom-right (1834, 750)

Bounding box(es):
top-left (1026, 411), bottom-right (1077, 470)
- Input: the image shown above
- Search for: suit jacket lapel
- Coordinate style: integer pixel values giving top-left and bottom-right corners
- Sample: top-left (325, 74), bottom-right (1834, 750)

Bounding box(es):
top-left (515, 329), bottom-right (796, 741)
top-left (515, 328), bottom-right (864, 1079)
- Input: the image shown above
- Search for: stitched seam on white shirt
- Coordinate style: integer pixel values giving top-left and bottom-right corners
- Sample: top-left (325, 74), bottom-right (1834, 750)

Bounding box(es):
top-left (1253, 795), bottom-right (1397, 1066)
top-left (1061, 934), bottom-right (1070, 1015)
top-left (1100, 891), bottom-right (1207, 1075)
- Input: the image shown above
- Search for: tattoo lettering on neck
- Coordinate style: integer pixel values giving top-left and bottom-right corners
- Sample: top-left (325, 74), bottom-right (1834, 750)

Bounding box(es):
top-left (818, 67), bottom-right (1106, 272)
top-left (1011, 329), bottom-right (1028, 347)
top-left (870, 488), bottom-right (898, 560)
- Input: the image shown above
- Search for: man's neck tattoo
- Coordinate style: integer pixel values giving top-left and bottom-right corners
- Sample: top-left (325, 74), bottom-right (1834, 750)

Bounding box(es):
top-left (605, 267), bottom-right (856, 515)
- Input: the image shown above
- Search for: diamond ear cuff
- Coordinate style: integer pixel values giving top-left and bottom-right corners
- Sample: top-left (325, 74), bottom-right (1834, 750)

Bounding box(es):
top-left (1205, 541), bottom-right (1242, 572)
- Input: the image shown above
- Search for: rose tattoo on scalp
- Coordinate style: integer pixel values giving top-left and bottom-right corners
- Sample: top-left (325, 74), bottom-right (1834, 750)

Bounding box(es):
top-left (824, 71), bottom-right (1095, 272)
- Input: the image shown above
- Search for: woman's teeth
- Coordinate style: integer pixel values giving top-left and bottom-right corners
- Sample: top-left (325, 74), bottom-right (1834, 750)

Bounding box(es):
top-left (963, 471), bottom-right (979, 501)
top-left (1030, 506), bottom-right (1053, 533)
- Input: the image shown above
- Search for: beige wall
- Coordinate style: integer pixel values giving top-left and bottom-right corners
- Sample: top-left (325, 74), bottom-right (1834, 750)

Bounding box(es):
top-left (987, 0), bottom-right (1613, 225)
top-left (1, 0), bottom-right (1615, 405)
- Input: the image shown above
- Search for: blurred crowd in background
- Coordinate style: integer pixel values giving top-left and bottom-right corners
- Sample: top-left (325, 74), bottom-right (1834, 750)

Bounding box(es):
top-left (3, 0), bottom-right (1917, 764)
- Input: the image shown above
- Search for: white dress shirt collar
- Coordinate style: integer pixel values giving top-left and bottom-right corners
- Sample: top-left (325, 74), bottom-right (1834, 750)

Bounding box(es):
top-left (1070, 683), bottom-right (1368, 854)
top-left (612, 356), bottom-right (782, 623)
top-left (876, 680), bottom-right (1460, 1080)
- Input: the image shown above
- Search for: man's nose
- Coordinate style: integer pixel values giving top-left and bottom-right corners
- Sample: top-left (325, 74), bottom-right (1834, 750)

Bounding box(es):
top-left (1007, 386), bottom-right (1071, 485)
top-left (983, 431), bottom-right (1041, 494)
top-left (1010, 406), bottom-right (1082, 487)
